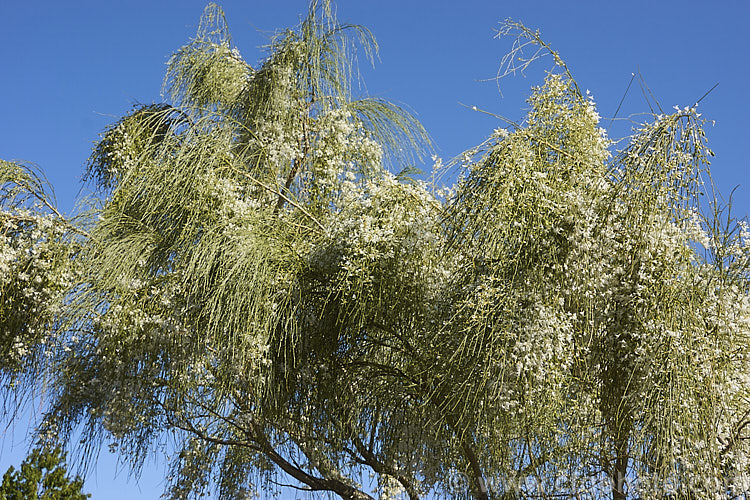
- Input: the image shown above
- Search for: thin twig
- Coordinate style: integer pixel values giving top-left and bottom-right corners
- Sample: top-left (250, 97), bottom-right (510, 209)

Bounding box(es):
top-left (229, 165), bottom-right (326, 232)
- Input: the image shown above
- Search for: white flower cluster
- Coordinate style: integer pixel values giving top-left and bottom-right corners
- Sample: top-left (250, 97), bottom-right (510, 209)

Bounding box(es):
top-left (102, 122), bottom-right (137, 179)
top-left (208, 175), bottom-right (266, 229)
top-left (306, 172), bottom-right (445, 332)
top-left (527, 74), bottom-right (611, 168)
top-left (377, 475), bottom-right (405, 500)
top-left (321, 173), bottom-right (439, 264)
top-left (209, 42), bottom-right (250, 101)
top-left (252, 116), bottom-right (300, 176)
top-left (0, 210), bottom-right (74, 366)
top-left (307, 108), bottom-right (383, 201)
top-left (172, 41), bottom-right (250, 107)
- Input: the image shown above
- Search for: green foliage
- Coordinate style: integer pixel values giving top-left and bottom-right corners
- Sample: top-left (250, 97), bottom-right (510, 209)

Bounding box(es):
top-left (2, 2), bottom-right (750, 500)
top-left (0, 161), bottom-right (77, 377)
top-left (0, 447), bottom-right (90, 500)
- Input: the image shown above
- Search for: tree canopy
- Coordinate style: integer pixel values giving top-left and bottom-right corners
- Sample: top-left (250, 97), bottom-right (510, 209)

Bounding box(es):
top-left (2, 2), bottom-right (749, 499)
top-left (0, 447), bottom-right (90, 500)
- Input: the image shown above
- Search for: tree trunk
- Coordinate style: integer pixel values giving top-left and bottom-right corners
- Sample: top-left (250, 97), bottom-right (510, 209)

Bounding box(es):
top-left (611, 445), bottom-right (628, 500)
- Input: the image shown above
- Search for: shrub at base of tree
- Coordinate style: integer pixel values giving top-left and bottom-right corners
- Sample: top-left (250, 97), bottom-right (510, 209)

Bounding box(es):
top-left (0, 447), bottom-right (90, 500)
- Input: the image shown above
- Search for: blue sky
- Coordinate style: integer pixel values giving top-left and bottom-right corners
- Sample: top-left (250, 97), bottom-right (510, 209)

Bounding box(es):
top-left (1, 1), bottom-right (749, 498)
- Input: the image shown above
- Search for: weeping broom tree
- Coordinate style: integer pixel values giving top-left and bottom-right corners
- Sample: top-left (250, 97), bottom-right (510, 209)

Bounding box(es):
top-left (2, 2), bottom-right (750, 499)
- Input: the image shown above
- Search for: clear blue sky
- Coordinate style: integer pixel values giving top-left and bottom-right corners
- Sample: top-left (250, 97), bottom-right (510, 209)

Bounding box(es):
top-left (1, 1), bottom-right (749, 498)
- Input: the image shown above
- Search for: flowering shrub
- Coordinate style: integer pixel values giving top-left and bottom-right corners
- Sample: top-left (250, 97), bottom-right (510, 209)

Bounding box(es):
top-left (0, 162), bottom-right (77, 375)
top-left (2, 4), bottom-right (749, 500)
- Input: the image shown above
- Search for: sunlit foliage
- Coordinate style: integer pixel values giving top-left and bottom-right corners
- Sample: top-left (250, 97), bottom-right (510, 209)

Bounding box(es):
top-left (0, 446), bottom-right (90, 500)
top-left (2, 2), bottom-right (749, 500)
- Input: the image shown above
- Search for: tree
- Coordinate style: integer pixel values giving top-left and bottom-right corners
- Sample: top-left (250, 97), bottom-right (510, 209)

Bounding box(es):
top-left (2, 2), bottom-right (749, 499)
top-left (0, 447), bottom-right (90, 500)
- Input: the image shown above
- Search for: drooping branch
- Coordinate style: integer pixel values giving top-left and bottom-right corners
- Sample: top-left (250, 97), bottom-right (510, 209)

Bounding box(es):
top-left (275, 103), bottom-right (311, 213)
top-left (349, 431), bottom-right (421, 500)
top-left (160, 397), bottom-right (375, 500)
top-left (247, 420), bottom-right (377, 500)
